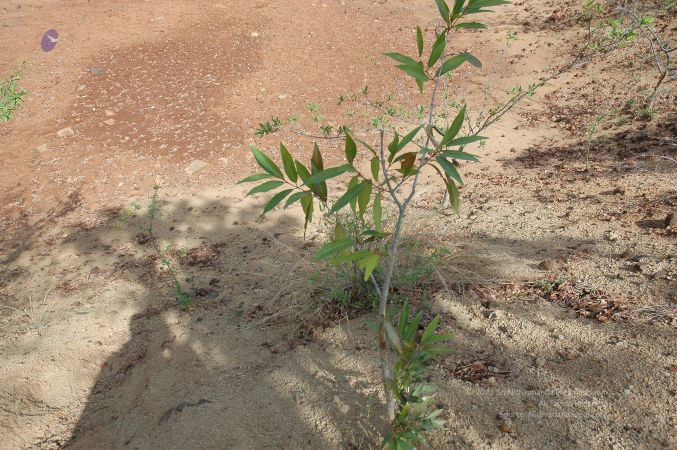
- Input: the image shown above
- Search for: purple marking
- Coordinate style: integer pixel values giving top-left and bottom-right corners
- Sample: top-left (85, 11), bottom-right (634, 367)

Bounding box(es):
top-left (41, 29), bottom-right (58, 52)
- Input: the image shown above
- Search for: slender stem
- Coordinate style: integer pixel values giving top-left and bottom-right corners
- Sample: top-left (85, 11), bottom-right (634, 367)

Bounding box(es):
top-left (377, 34), bottom-right (447, 421)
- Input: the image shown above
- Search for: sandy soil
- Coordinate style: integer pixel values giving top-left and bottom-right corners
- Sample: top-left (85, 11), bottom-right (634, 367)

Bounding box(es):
top-left (0, 0), bottom-right (675, 449)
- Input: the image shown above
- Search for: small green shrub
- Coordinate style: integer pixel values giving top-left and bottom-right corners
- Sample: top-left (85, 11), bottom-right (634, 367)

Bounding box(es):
top-left (240, 1), bottom-right (513, 445)
top-left (0, 64), bottom-right (28, 122)
top-left (120, 182), bottom-right (194, 309)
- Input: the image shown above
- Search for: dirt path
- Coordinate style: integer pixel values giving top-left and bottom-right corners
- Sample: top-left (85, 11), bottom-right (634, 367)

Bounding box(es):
top-left (1, 0), bottom-right (675, 449)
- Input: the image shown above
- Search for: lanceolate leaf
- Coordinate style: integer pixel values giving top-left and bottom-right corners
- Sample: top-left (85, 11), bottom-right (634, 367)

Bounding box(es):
top-left (388, 132), bottom-right (400, 155)
top-left (246, 180), bottom-right (284, 197)
top-left (279, 143), bottom-right (297, 182)
top-left (250, 146), bottom-right (283, 179)
top-left (404, 311), bottom-right (423, 341)
top-left (396, 125), bottom-right (424, 153)
top-left (384, 52), bottom-right (418, 66)
top-left (371, 157), bottom-right (380, 180)
top-left (464, 0), bottom-right (511, 15)
top-left (345, 133), bottom-right (357, 165)
top-left (440, 105), bottom-right (466, 147)
top-left (373, 193), bottom-right (383, 232)
top-left (453, 0), bottom-right (467, 16)
top-left (331, 250), bottom-right (370, 264)
top-left (359, 253), bottom-right (380, 281)
top-left (315, 238), bottom-right (354, 260)
top-left (305, 164), bottom-right (354, 185)
top-left (434, 0), bottom-right (451, 22)
top-left (421, 315), bottom-right (441, 344)
top-left (347, 176), bottom-right (359, 212)
top-left (399, 301), bottom-right (410, 335)
top-left (446, 178), bottom-right (460, 215)
top-left (428, 31), bottom-right (447, 68)
top-left (335, 223), bottom-right (347, 240)
top-left (263, 189), bottom-right (293, 213)
top-left (464, 52), bottom-right (483, 68)
top-left (445, 135), bottom-right (486, 147)
top-left (311, 143), bottom-right (324, 172)
top-left (295, 160), bottom-right (311, 184)
top-left (330, 182), bottom-right (366, 214)
top-left (358, 181), bottom-right (372, 219)
top-left (439, 53), bottom-right (469, 76)
top-left (396, 63), bottom-right (429, 82)
top-left (284, 191), bottom-right (309, 209)
top-left (238, 173), bottom-right (271, 184)
top-left (435, 156), bottom-right (464, 185)
top-left (399, 152), bottom-right (417, 173)
top-left (384, 321), bottom-right (402, 353)
top-left (416, 26), bottom-right (424, 57)
top-left (441, 150), bottom-right (480, 162)
top-left (310, 144), bottom-right (328, 202)
top-left (301, 195), bottom-right (313, 232)
top-left (455, 22), bottom-right (486, 29)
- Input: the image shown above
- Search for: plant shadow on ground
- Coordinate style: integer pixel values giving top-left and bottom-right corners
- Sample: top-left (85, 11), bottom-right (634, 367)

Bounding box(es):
top-left (3, 186), bottom-right (675, 449)
top-left (1, 189), bottom-right (386, 449)
top-left (506, 114), bottom-right (676, 179)
top-left (77, 194), bottom-right (394, 449)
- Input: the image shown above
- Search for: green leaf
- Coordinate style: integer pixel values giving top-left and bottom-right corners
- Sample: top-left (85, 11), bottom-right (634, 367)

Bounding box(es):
top-left (330, 182), bottom-right (366, 214)
top-left (434, 0), bottom-right (451, 22)
top-left (435, 156), bottom-right (463, 185)
top-left (464, 0), bottom-right (511, 15)
top-left (455, 21), bottom-right (486, 29)
top-left (359, 253), bottom-right (380, 281)
top-left (421, 315), bottom-right (441, 344)
top-left (416, 26), bottom-right (424, 57)
top-left (423, 332), bottom-right (454, 345)
top-left (305, 164), bottom-right (354, 185)
top-left (279, 143), bottom-right (297, 182)
top-left (452, 0), bottom-right (466, 15)
top-left (427, 31), bottom-right (446, 68)
top-left (384, 321), bottom-right (402, 353)
top-left (373, 193), bottom-right (382, 232)
top-left (331, 249), bottom-right (371, 264)
top-left (387, 132), bottom-right (400, 155)
top-left (315, 238), bottom-right (354, 260)
top-left (311, 144), bottom-right (324, 171)
top-left (371, 156), bottom-right (380, 180)
top-left (263, 189), bottom-right (293, 213)
top-left (464, 52), bottom-right (482, 68)
top-left (310, 144), bottom-right (327, 202)
top-left (332, 225), bottom-right (347, 244)
top-left (440, 105), bottom-right (466, 146)
top-left (250, 145), bottom-right (283, 178)
top-left (441, 150), bottom-right (480, 162)
top-left (396, 63), bottom-right (429, 82)
top-left (347, 176), bottom-right (359, 212)
top-left (246, 180), bottom-right (284, 197)
top-left (398, 301), bottom-right (410, 335)
top-left (284, 191), bottom-right (309, 209)
top-left (404, 311), bottom-right (423, 341)
top-left (301, 195), bottom-right (313, 232)
top-left (446, 178), bottom-right (460, 215)
top-left (384, 52), bottom-right (418, 66)
top-left (439, 54), bottom-right (467, 76)
top-left (295, 160), bottom-right (311, 184)
top-left (238, 173), bottom-right (271, 184)
top-left (445, 135), bottom-right (486, 147)
top-left (345, 133), bottom-right (357, 165)
top-left (396, 125), bottom-right (424, 152)
top-left (358, 181), bottom-right (372, 219)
